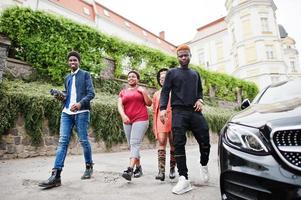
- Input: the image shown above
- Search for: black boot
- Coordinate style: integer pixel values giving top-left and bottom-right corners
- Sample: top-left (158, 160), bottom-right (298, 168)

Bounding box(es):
top-left (155, 171), bottom-right (165, 181)
top-left (81, 163), bottom-right (93, 180)
top-left (122, 167), bottom-right (133, 181)
top-left (38, 168), bottom-right (62, 189)
top-left (133, 165), bottom-right (143, 178)
top-left (155, 149), bottom-right (166, 181)
top-left (169, 167), bottom-right (176, 179)
top-left (169, 150), bottom-right (176, 179)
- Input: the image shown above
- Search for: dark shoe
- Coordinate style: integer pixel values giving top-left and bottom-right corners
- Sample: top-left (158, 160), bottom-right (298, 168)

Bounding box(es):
top-left (122, 167), bottom-right (133, 181)
top-left (169, 167), bottom-right (176, 179)
top-left (155, 171), bottom-right (165, 181)
top-left (81, 163), bottom-right (93, 180)
top-left (133, 165), bottom-right (143, 178)
top-left (38, 168), bottom-right (62, 189)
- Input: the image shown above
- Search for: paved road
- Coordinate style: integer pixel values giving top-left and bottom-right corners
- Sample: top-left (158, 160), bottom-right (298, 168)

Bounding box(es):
top-left (0, 144), bottom-right (220, 200)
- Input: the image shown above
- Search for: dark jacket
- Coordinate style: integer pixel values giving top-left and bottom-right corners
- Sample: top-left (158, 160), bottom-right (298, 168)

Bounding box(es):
top-left (64, 69), bottom-right (95, 110)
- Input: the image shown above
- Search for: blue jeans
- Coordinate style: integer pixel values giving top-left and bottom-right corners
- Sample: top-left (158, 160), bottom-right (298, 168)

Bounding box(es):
top-left (54, 112), bottom-right (93, 169)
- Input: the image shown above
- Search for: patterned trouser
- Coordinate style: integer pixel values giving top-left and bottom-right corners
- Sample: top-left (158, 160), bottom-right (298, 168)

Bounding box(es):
top-left (158, 149), bottom-right (176, 172)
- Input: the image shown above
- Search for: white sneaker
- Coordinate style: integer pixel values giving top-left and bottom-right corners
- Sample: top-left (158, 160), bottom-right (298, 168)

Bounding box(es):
top-left (172, 176), bottom-right (193, 195)
top-left (200, 165), bottom-right (209, 183)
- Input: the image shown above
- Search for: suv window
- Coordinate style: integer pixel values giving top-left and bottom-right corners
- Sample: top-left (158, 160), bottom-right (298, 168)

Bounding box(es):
top-left (258, 79), bottom-right (301, 104)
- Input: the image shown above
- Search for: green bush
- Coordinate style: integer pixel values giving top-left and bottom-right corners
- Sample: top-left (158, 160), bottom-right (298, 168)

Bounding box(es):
top-left (93, 78), bottom-right (123, 95)
top-left (0, 7), bottom-right (258, 100)
top-left (0, 80), bottom-right (235, 147)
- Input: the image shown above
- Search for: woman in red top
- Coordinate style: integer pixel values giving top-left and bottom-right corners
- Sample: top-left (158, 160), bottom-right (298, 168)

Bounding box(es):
top-left (153, 68), bottom-right (176, 181)
top-left (117, 70), bottom-right (152, 181)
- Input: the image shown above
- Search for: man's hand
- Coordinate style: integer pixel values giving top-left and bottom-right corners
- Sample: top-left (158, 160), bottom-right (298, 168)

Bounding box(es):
top-left (70, 103), bottom-right (81, 112)
top-left (159, 110), bottom-right (167, 124)
top-left (54, 94), bottom-right (66, 101)
top-left (194, 99), bottom-right (204, 112)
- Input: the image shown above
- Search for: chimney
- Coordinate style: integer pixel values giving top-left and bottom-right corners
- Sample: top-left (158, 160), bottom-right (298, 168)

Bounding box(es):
top-left (159, 31), bottom-right (165, 40)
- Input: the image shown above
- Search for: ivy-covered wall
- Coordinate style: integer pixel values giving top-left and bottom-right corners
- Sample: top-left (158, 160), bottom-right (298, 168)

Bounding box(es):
top-left (0, 7), bottom-right (258, 101)
top-left (0, 80), bottom-right (237, 148)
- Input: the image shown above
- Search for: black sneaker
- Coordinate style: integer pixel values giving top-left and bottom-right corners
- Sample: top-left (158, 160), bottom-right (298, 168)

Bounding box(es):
top-left (133, 165), bottom-right (143, 178)
top-left (155, 171), bottom-right (165, 181)
top-left (169, 167), bottom-right (176, 179)
top-left (122, 167), bottom-right (133, 181)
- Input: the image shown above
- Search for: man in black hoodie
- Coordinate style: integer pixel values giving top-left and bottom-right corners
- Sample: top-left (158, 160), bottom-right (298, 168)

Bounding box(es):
top-left (160, 44), bottom-right (210, 195)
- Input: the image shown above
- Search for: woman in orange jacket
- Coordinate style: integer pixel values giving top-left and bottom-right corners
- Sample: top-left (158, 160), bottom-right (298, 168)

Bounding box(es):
top-left (153, 68), bottom-right (176, 181)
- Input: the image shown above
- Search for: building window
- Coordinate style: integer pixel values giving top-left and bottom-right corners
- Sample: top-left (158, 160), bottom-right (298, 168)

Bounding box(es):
top-left (261, 17), bottom-right (270, 32)
top-left (83, 7), bottom-right (90, 15)
top-left (104, 9), bottom-right (110, 17)
top-left (197, 49), bottom-right (205, 65)
top-left (290, 61), bottom-right (297, 72)
top-left (265, 45), bottom-right (275, 60)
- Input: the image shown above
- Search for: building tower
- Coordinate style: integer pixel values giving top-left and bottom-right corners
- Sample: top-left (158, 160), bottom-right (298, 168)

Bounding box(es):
top-left (225, 0), bottom-right (289, 89)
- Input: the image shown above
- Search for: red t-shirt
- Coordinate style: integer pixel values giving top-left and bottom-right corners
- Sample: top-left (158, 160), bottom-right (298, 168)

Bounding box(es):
top-left (119, 88), bottom-right (149, 123)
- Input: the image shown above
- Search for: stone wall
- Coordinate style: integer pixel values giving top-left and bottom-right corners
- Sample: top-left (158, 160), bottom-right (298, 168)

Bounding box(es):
top-left (0, 35), bottom-right (11, 82)
top-left (100, 57), bottom-right (115, 79)
top-left (0, 115), bottom-right (155, 160)
top-left (0, 115), bottom-right (215, 160)
top-left (5, 58), bottom-right (37, 80)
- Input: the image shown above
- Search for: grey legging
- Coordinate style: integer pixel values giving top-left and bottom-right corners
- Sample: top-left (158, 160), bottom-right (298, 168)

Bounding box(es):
top-left (123, 120), bottom-right (149, 159)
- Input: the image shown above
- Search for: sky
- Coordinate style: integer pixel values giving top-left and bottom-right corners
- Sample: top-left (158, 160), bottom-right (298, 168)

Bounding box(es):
top-left (97, 0), bottom-right (301, 54)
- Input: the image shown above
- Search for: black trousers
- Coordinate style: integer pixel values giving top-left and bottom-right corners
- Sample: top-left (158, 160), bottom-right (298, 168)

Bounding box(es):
top-left (172, 107), bottom-right (210, 179)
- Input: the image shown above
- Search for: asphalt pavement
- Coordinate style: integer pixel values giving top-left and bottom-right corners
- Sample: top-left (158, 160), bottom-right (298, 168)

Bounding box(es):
top-left (0, 143), bottom-right (220, 200)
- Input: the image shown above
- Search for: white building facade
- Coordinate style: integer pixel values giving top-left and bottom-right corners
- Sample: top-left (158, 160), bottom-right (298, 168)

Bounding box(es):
top-left (188, 0), bottom-right (300, 90)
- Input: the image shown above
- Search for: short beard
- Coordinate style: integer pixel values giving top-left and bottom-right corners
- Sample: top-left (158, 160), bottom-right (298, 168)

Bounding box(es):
top-left (180, 61), bottom-right (189, 67)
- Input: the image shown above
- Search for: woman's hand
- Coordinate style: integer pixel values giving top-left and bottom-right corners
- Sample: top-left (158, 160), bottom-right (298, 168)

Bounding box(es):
top-left (137, 86), bottom-right (152, 106)
top-left (159, 110), bottom-right (167, 124)
top-left (137, 86), bottom-right (146, 94)
top-left (122, 114), bottom-right (130, 124)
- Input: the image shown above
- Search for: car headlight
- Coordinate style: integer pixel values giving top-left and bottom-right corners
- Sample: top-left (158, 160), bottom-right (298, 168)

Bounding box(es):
top-left (224, 124), bottom-right (269, 155)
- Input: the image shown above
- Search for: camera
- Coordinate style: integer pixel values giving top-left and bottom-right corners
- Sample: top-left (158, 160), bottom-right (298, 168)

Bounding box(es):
top-left (49, 89), bottom-right (66, 98)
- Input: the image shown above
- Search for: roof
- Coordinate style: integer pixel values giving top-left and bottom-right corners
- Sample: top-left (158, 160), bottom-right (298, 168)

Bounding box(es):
top-left (278, 24), bottom-right (288, 38)
top-left (48, 0), bottom-right (176, 53)
top-left (196, 17), bottom-right (226, 32)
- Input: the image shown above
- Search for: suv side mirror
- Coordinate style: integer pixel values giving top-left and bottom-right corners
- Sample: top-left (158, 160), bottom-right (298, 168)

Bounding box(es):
top-left (241, 99), bottom-right (250, 110)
